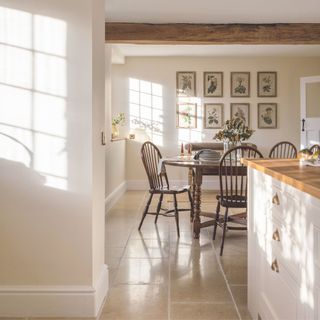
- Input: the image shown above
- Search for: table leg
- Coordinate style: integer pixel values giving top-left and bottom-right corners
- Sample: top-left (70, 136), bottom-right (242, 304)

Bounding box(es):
top-left (193, 168), bottom-right (202, 239)
top-left (188, 167), bottom-right (194, 222)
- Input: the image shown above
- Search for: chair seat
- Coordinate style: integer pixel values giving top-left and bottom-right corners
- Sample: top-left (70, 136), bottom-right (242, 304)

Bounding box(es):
top-left (151, 185), bottom-right (191, 194)
top-left (216, 194), bottom-right (247, 208)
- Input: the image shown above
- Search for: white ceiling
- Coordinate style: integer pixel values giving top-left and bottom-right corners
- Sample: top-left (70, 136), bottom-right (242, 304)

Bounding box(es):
top-left (105, 0), bottom-right (320, 23)
top-left (112, 44), bottom-right (320, 60)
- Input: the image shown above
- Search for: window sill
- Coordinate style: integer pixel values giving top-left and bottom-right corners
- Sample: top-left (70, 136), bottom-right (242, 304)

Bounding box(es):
top-left (110, 137), bottom-right (127, 142)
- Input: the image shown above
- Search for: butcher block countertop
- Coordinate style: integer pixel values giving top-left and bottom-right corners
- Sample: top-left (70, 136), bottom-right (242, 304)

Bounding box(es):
top-left (243, 159), bottom-right (320, 200)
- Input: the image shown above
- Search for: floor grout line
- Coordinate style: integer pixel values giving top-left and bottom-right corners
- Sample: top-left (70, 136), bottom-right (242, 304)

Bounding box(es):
top-left (103, 192), bottom-right (249, 320)
top-left (208, 228), bottom-right (243, 320)
top-left (105, 191), bottom-right (148, 290)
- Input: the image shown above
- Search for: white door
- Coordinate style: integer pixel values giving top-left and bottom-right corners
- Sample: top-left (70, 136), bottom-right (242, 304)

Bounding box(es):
top-left (300, 76), bottom-right (320, 149)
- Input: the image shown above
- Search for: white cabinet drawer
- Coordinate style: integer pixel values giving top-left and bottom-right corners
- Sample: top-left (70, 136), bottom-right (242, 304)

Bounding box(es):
top-left (259, 254), bottom-right (300, 320)
top-left (270, 186), bottom-right (302, 245)
top-left (270, 186), bottom-right (300, 220)
top-left (266, 219), bottom-right (301, 278)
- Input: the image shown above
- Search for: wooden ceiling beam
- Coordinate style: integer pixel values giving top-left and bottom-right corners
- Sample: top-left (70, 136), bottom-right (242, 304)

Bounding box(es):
top-left (105, 22), bottom-right (320, 44)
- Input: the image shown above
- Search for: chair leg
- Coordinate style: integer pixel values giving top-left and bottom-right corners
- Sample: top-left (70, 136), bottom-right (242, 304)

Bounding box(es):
top-left (155, 193), bottom-right (163, 224)
top-left (187, 190), bottom-right (194, 222)
top-left (220, 207), bottom-right (229, 256)
top-left (213, 201), bottom-right (220, 240)
top-left (138, 193), bottom-right (154, 230)
top-left (173, 194), bottom-right (180, 237)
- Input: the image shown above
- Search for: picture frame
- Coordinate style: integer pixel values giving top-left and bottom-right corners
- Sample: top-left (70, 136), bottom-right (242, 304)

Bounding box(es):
top-left (230, 103), bottom-right (250, 127)
top-left (176, 71), bottom-right (196, 97)
top-left (204, 103), bottom-right (224, 129)
top-left (257, 72), bottom-right (277, 97)
top-left (258, 103), bottom-right (277, 129)
top-left (231, 72), bottom-right (250, 97)
top-left (203, 72), bottom-right (223, 97)
top-left (176, 103), bottom-right (197, 128)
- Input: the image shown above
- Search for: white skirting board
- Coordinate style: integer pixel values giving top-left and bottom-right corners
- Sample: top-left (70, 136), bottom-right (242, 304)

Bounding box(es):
top-left (0, 265), bottom-right (109, 318)
top-left (105, 181), bottom-right (127, 213)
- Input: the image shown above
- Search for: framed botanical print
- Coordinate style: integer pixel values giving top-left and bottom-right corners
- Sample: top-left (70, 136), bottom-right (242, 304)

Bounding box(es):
top-left (176, 71), bottom-right (196, 97)
top-left (258, 72), bottom-right (277, 97)
top-left (231, 72), bottom-right (250, 97)
top-left (230, 103), bottom-right (250, 127)
top-left (204, 103), bottom-right (224, 129)
top-left (176, 103), bottom-right (197, 128)
top-left (203, 72), bottom-right (223, 97)
top-left (258, 103), bottom-right (277, 128)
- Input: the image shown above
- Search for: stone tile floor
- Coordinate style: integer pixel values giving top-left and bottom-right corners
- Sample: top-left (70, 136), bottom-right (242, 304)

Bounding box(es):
top-left (101, 190), bottom-right (251, 320)
top-left (4, 190), bottom-right (250, 320)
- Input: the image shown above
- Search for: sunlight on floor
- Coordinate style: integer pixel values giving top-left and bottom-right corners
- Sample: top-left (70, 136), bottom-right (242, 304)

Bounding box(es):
top-left (103, 190), bottom-right (251, 320)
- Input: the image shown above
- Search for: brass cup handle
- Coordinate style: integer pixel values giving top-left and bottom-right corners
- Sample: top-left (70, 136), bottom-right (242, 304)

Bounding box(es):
top-left (272, 229), bottom-right (281, 242)
top-left (272, 193), bottom-right (280, 205)
top-left (271, 259), bottom-right (279, 273)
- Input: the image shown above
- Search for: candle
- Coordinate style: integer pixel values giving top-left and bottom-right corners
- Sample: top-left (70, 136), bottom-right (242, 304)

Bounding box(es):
top-left (180, 143), bottom-right (184, 156)
top-left (187, 144), bottom-right (192, 155)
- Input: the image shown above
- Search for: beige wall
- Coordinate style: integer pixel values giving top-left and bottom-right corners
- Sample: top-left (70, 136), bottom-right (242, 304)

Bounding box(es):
top-left (111, 56), bottom-right (320, 186)
top-left (105, 46), bottom-right (126, 200)
top-left (0, 0), bottom-right (107, 316)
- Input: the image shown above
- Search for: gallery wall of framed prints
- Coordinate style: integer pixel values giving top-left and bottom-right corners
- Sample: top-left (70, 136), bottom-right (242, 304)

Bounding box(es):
top-left (175, 70), bottom-right (278, 130)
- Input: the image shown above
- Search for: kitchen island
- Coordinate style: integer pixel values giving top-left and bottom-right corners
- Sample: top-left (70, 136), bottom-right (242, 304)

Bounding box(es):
top-left (244, 159), bottom-right (320, 320)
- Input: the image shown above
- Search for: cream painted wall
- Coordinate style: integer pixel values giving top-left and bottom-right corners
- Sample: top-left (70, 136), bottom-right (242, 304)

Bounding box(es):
top-left (91, 0), bottom-right (106, 287)
top-left (105, 46), bottom-right (126, 200)
top-left (0, 0), bottom-right (106, 316)
top-left (112, 56), bottom-right (320, 186)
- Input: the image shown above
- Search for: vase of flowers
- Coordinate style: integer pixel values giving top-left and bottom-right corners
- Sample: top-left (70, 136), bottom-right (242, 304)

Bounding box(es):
top-left (213, 118), bottom-right (254, 153)
top-left (111, 112), bottom-right (125, 139)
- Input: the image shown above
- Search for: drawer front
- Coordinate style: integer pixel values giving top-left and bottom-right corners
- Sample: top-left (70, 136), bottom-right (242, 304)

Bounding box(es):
top-left (259, 254), bottom-right (299, 320)
top-left (270, 186), bottom-right (301, 244)
top-left (266, 218), bottom-right (301, 278)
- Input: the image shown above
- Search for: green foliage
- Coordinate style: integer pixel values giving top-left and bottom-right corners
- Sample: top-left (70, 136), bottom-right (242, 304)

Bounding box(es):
top-left (213, 118), bottom-right (254, 142)
top-left (112, 112), bottom-right (125, 126)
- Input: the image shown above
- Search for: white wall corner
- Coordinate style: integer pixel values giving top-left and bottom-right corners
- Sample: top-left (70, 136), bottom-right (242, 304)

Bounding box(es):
top-left (105, 181), bottom-right (127, 212)
top-left (0, 264), bottom-right (109, 318)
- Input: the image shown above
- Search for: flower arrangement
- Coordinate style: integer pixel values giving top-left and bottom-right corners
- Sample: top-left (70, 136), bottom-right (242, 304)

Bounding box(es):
top-left (213, 118), bottom-right (254, 142)
top-left (112, 112), bottom-right (125, 126)
top-left (111, 112), bottom-right (125, 139)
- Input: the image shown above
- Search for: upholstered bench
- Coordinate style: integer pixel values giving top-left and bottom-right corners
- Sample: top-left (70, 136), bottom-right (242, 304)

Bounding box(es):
top-left (185, 142), bottom-right (257, 152)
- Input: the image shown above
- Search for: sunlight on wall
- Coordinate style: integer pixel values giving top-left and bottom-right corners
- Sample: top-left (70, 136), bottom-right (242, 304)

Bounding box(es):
top-left (0, 7), bottom-right (68, 190)
top-left (129, 78), bottom-right (163, 146)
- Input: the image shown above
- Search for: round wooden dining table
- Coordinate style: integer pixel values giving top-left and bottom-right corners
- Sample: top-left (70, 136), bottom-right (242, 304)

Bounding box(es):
top-left (162, 157), bottom-right (221, 239)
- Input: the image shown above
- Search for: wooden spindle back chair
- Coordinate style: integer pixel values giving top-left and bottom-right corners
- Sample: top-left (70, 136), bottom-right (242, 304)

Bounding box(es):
top-left (139, 141), bottom-right (193, 237)
top-left (309, 144), bottom-right (320, 154)
top-left (213, 146), bottom-right (264, 255)
top-left (141, 141), bottom-right (169, 191)
top-left (269, 141), bottom-right (297, 159)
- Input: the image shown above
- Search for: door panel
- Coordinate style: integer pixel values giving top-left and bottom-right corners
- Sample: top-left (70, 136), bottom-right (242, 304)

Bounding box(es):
top-left (300, 76), bottom-right (320, 149)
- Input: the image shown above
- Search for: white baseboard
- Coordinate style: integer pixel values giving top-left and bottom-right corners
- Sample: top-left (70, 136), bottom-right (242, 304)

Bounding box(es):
top-left (0, 264), bottom-right (109, 318)
top-left (126, 178), bottom-right (219, 191)
top-left (105, 181), bottom-right (127, 212)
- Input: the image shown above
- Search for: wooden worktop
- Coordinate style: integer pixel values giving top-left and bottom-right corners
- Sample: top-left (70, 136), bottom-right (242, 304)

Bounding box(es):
top-left (243, 159), bottom-right (320, 200)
